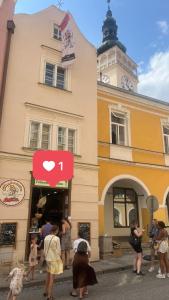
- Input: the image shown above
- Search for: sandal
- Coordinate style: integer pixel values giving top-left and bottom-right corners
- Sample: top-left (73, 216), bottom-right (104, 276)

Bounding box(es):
top-left (70, 292), bottom-right (78, 297)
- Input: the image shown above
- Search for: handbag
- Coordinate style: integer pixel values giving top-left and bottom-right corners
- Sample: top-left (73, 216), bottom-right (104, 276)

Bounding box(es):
top-left (129, 234), bottom-right (140, 247)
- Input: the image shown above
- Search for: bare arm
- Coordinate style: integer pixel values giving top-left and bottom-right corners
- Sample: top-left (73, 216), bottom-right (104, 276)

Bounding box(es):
top-left (134, 229), bottom-right (143, 238)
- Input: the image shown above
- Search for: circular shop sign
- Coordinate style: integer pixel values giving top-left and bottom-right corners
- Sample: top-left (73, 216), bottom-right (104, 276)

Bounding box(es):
top-left (0, 180), bottom-right (25, 206)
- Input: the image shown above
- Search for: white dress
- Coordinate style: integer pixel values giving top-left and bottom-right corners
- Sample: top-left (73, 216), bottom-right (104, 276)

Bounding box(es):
top-left (159, 239), bottom-right (169, 253)
top-left (9, 267), bottom-right (24, 295)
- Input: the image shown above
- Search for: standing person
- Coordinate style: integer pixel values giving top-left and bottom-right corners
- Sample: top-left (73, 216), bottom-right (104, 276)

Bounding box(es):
top-left (44, 225), bottom-right (63, 300)
top-left (148, 219), bottom-right (159, 272)
top-left (26, 236), bottom-right (38, 280)
top-left (129, 220), bottom-right (145, 276)
top-left (156, 221), bottom-right (169, 279)
top-left (72, 241), bottom-right (97, 299)
top-left (61, 218), bottom-right (72, 269)
top-left (70, 231), bottom-right (91, 297)
top-left (6, 263), bottom-right (26, 300)
top-left (39, 218), bottom-right (52, 273)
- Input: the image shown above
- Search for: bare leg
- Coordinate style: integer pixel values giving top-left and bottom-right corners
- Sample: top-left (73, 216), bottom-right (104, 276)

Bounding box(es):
top-left (79, 287), bottom-right (85, 299)
top-left (136, 253), bottom-right (142, 273)
top-left (61, 251), bottom-right (65, 269)
top-left (7, 290), bottom-right (12, 300)
top-left (45, 272), bottom-right (50, 295)
top-left (159, 253), bottom-right (166, 274)
top-left (65, 250), bottom-right (70, 267)
top-left (133, 253), bottom-right (137, 271)
top-left (12, 296), bottom-right (16, 300)
top-left (31, 266), bottom-right (35, 280)
top-left (164, 253), bottom-right (169, 273)
top-left (48, 274), bottom-right (54, 298)
top-left (150, 248), bottom-right (155, 267)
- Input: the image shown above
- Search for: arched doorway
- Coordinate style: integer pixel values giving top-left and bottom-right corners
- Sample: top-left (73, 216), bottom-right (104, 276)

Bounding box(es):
top-left (99, 175), bottom-right (150, 257)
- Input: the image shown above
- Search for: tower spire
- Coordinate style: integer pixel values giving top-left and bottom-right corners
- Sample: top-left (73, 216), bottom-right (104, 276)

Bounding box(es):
top-left (97, 0), bottom-right (126, 55)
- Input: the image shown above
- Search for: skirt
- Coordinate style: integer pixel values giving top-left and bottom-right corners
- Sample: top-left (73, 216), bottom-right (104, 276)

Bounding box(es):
top-left (46, 258), bottom-right (63, 275)
top-left (73, 253), bottom-right (98, 289)
top-left (158, 241), bottom-right (169, 253)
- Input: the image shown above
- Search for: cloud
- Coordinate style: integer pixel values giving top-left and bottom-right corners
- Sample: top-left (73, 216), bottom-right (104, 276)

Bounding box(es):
top-left (138, 50), bottom-right (169, 102)
top-left (157, 20), bottom-right (169, 35)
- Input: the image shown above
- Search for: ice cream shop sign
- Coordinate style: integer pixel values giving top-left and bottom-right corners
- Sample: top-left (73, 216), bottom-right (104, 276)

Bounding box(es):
top-left (0, 180), bottom-right (25, 206)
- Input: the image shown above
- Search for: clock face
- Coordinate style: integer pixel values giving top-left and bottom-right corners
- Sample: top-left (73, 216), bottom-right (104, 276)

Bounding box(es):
top-left (102, 74), bottom-right (110, 84)
top-left (121, 75), bottom-right (134, 91)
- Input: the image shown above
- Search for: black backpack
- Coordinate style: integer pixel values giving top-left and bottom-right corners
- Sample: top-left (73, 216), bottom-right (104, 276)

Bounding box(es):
top-left (77, 241), bottom-right (87, 253)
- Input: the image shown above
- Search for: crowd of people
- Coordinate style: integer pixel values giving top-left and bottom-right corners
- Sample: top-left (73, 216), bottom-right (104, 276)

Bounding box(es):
top-left (6, 218), bottom-right (97, 300)
top-left (5, 217), bottom-right (169, 300)
top-left (129, 219), bottom-right (169, 278)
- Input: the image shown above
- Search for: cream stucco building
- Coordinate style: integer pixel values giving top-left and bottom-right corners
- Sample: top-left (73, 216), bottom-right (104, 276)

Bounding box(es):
top-left (0, 6), bottom-right (99, 262)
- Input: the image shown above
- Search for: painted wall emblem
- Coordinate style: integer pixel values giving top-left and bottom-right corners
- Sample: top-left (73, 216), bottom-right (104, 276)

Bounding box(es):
top-left (0, 180), bottom-right (25, 206)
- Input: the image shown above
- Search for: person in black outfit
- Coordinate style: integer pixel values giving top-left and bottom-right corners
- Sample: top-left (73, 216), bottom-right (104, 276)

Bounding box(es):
top-left (129, 220), bottom-right (145, 276)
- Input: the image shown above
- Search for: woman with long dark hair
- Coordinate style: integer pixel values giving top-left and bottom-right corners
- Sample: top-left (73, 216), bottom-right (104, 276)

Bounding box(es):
top-left (129, 220), bottom-right (145, 276)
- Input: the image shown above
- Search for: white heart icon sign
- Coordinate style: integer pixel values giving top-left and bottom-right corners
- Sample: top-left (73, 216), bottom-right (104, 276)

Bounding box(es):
top-left (43, 161), bottom-right (55, 172)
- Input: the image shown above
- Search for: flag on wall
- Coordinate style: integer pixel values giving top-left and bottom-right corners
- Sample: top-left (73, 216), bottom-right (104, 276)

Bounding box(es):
top-left (60, 13), bottom-right (76, 66)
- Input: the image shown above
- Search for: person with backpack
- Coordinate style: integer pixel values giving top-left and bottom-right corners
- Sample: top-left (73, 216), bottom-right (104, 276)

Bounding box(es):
top-left (129, 220), bottom-right (145, 276)
top-left (72, 240), bottom-right (97, 299)
top-left (70, 231), bottom-right (97, 299)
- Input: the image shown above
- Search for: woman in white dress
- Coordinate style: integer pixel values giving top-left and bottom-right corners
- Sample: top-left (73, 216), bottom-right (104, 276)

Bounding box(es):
top-left (156, 221), bottom-right (169, 279)
top-left (7, 264), bottom-right (25, 300)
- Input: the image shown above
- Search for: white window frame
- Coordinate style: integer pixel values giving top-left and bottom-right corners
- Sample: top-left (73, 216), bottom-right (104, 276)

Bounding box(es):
top-left (57, 125), bottom-right (77, 153)
top-left (28, 121), bottom-right (52, 150)
top-left (53, 24), bottom-right (62, 41)
top-left (163, 125), bottom-right (169, 154)
top-left (111, 112), bottom-right (126, 145)
top-left (161, 119), bottom-right (169, 155)
top-left (109, 104), bottom-right (130, 147)
top-left (44, 61), bottom-right (67, 90)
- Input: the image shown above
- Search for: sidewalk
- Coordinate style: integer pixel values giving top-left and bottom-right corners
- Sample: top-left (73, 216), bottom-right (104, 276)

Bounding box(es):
top-left (0, 251), bottom-right (150, 292)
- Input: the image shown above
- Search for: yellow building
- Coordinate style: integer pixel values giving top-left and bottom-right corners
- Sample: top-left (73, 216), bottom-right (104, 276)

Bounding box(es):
top-left (97, 4), bottom-right (169, 257)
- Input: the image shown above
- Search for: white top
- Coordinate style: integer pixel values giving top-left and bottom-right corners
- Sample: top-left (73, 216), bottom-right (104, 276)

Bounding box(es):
top-left (73, 238), bottom-right (91, 253)
top-left (9, 267), bottom-right (25, 290)
top-left (44, 234), bottom-right (61, 261)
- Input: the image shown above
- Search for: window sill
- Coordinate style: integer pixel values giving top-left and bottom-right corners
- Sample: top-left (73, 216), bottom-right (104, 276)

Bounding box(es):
top-left (22, 147), bottom-right (81, 158)
top-left (164, 154), bottom-right (169, 166)
top-left (38, 82), bottom-right (72, 93)
top-left (110, 144), bottom-right (132, 162)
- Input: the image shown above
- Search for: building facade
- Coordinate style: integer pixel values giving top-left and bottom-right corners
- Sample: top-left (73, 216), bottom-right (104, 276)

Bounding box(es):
top-left (0, 0), bottom-right (16, 123)
top-left (98, 83), bottom-right (169, 257)
top-left (0, 6), bottom-right (99, 263)
top-left (97, 4), bottom-right (169, 257)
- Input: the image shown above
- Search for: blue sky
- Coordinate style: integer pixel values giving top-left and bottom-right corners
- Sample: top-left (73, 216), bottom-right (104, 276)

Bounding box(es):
top-left (15, 0), bottom-right (169, 101)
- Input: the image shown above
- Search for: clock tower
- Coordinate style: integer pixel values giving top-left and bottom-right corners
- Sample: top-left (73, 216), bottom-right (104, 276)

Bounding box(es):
top-left (97, 0), bottom-right (138, 92)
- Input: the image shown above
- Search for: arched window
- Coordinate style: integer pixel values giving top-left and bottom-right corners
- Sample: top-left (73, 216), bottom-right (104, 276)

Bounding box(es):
top-left (113, 187), bottom-right (139, 228)
top-left (129, 208), bottom-right (137, 225)
top-left (113, 208), bottom-right (121, 227)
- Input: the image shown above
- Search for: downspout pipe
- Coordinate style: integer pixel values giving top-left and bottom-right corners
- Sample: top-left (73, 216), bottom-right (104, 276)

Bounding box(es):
top-left (0, 19), bottom-right (15, 125)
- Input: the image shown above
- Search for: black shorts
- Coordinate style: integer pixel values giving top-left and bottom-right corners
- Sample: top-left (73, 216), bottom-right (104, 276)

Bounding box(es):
top-left (132, 244), bottom-right (142, 253)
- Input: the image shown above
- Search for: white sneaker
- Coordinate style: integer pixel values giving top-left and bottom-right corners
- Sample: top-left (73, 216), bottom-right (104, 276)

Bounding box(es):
top-left (148, 266), bottom-right (155, 272)
top-left (166, 273), bottom-right (169, 278)
top-left (156, 274), bottom-right (166, 279)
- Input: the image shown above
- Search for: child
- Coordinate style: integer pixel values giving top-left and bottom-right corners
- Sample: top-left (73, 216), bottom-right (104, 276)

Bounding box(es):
top-left (7, 263), bottom-right (25, 300)
top-left (26, 236), bottom-right (38, 280)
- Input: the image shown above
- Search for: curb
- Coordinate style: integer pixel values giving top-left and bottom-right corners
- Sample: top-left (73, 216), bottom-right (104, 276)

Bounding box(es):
top-left (0, 264), bottom-right (135, 292)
